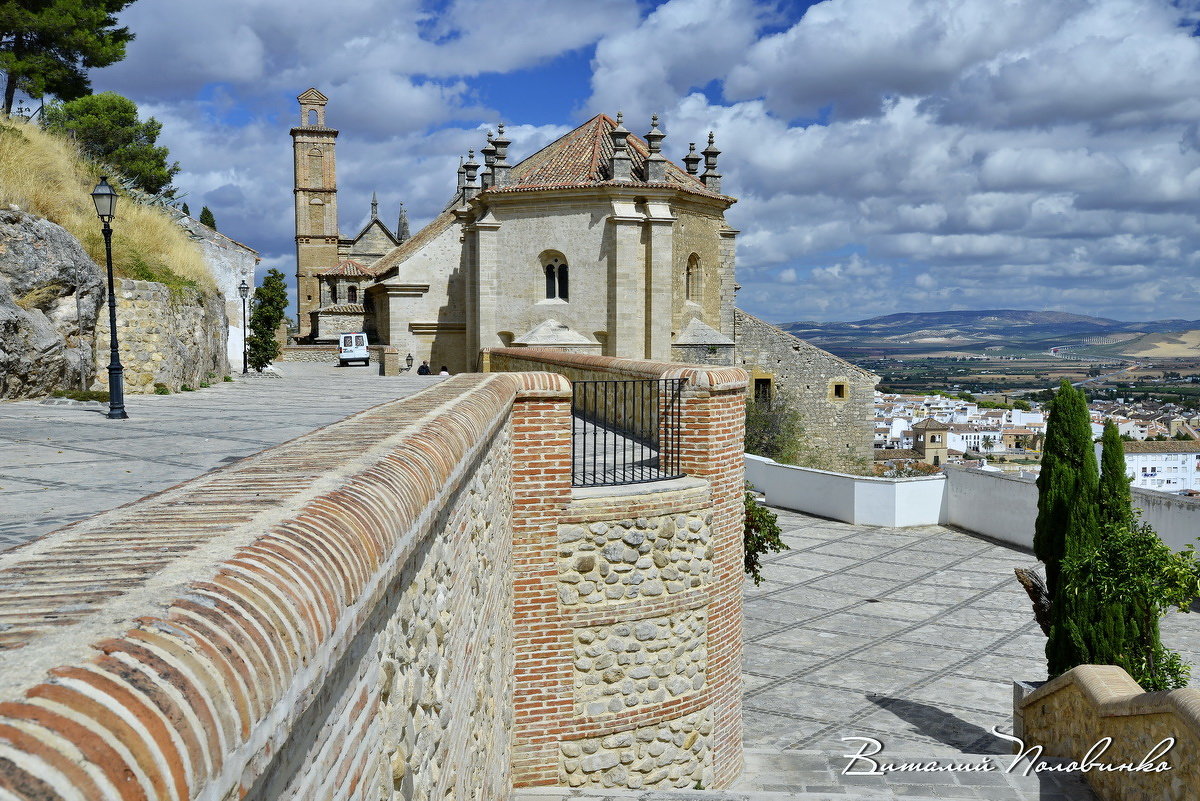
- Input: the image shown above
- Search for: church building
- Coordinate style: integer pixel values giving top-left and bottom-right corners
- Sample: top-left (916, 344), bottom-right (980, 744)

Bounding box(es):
top-left (290, 88), bottom-right (878, 471)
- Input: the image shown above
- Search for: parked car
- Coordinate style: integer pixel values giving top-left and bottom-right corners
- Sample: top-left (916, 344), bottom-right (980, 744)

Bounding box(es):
top-left (338, 332), bottom-right (370, 366)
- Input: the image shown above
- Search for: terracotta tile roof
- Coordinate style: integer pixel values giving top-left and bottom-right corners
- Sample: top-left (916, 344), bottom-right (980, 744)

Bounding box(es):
top-left (490, 114), bottom-right (726, 198)
top-left (912, 418), bottom-right (951, 431)
top-left (1124, 440), bottom-right (1200, 453)
top-left (317, 303), bottom-right (364, 314)
top-left (319, 259), bottom-right (381, 278)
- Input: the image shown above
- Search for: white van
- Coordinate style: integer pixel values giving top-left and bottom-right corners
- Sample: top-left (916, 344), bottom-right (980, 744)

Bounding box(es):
top-left (338, 332), bottom-right (370, 366)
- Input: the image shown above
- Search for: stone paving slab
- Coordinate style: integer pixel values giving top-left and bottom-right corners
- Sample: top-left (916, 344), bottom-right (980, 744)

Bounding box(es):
top-left (0, 363), bottom-right (443, 552)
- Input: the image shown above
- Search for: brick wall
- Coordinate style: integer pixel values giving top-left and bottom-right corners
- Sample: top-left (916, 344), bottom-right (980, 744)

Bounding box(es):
top-left (488, 347), bottom-right (748, 790)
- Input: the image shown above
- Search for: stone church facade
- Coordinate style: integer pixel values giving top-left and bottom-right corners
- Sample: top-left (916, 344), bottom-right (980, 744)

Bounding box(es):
top-left (289, 89), bottom-right (877, 467)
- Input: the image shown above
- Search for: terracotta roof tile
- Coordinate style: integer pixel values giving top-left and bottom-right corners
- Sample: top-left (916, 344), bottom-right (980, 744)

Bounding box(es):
top-left (317, 304), bottom-right (364, 314)
top-left (318, 259), bottom-right (380, 278)
top-left (490, 114), bottom-right (726, 198)
top-left (1124, 440), bottom-right (1200, 453)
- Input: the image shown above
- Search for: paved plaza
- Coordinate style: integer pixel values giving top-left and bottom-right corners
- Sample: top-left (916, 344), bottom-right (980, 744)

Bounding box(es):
top-left (0, 363), bottom-right (440, 552)
top-left (733, 507), bottom-right (1200, 798)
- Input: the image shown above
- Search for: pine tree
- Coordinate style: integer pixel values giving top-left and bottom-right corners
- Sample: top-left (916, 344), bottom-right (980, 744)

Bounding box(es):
top-left (198, 206), bottom-right (217, 230)
top-left (0, 0), bottom-right (136, 114)
top-left (247, 269), bottom-right (287, 370)
top-left (43, 92), bottom-right (180, 194)
top-left (181, 202), bottom-right (189, 216)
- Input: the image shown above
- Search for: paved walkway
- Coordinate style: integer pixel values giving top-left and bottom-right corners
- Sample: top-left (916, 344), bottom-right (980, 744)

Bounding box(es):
top-left (0, 363), bottom-right (441, 552)
top-left (734, 507), bottom-right (1200, 798)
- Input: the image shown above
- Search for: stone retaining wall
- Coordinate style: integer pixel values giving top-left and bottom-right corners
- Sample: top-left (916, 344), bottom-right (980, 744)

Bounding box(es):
top-left (280, 344), bottom-right (340, 362)
top-left (92, 277), bottom-right (228, 393)
top-left (1016, 665), bottom-right (1200, 801)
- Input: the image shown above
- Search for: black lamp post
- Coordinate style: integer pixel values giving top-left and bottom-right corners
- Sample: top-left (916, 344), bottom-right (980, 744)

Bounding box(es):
top-left (405, 353), bottom-right (414, 371)
top-left (238, 279), bottom-right (250, 374)
top-left (91, 177), bottom-right (127, 420)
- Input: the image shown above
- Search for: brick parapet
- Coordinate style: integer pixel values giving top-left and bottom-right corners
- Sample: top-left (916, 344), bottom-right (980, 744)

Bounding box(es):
top-left (0, 373), bottom-right (552, 801)
top-left (493, 349), bottom-right (746, 790)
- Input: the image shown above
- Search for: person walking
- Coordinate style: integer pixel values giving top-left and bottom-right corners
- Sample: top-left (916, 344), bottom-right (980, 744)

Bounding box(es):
top-left (416, 361), bottom-right (431, 375)
top-left (438, 366), bottom-right (450, 375)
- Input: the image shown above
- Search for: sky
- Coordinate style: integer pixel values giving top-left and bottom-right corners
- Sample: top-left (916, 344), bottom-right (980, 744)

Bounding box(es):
top-left (81, 0), bottom-right (1200, 324)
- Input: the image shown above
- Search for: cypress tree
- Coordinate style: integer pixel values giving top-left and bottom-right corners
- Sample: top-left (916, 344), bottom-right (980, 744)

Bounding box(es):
top-left (1034, 381), bottom-right (1098, 599)
top-left (1034, 381), bottom-right (1102, 677)
top-left (1097, 421), bottom-right (1133, 530)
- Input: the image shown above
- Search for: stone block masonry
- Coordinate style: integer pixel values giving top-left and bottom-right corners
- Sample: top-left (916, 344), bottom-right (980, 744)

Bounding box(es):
top-left (0, 350), bottom-right (748, 799)
top-left (92, 277), bottom-right (228, 393)
top-left (734, 310), bottom-right (877, 473)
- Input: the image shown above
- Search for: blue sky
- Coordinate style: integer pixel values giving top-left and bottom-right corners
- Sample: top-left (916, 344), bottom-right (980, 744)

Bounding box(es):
top-left (88, 0), bottom-right (1200, 323)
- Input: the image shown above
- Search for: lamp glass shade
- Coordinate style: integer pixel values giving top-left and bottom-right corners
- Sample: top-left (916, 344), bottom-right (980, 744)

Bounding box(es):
top-left (91, 177), bottom-right (118, 220)
top-left (238, 280), bottom-right (250, 299)
top-left (406, 353), bottom-right (414, 368)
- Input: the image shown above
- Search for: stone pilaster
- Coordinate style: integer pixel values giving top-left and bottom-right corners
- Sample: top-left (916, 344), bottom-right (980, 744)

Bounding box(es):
top-left (608, 199), bottom-right (646, 358)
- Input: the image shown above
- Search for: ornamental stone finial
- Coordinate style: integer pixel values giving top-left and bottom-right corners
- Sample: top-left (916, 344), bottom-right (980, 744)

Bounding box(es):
top-left (645, 113), bottom-right (667, 181)
top-left (700, 132), bottom-right (722, 192)
top-left (683, 142), bottom-right (700, 175)
top-left (610, 112), bottom-right (632, 182)
top-left (490, 123), bottom-right (512, 187)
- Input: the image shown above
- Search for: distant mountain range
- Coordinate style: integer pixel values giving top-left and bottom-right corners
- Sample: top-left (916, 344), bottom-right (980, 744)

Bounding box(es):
top-left (778, 310), bottom-right (1200, 359)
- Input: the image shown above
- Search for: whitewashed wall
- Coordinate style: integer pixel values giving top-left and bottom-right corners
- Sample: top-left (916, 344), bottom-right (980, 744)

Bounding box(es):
top-left (747, 456), bottom-right (1200, 553)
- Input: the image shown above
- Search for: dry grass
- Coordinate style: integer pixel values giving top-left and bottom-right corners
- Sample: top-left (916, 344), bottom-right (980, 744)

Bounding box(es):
top-left (0, 118), bottom-right (213, 291)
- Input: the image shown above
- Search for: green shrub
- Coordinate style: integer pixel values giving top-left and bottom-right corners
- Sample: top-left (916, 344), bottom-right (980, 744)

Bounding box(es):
top-left (199, 381), bottom-right (210, 388)
top-left (180, 384), bottom-right (194, 392)
top-left (153, 383), bottom-right (170, 394)
top-left (222, 375), bottom-right (233, 382)
top-left (744, 491), bottom-right (788, 585)
top-left (51, 389), bottom-right (109, 402)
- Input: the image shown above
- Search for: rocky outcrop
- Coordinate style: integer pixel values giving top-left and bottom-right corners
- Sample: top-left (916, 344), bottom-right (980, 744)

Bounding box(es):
top-left (0, 209), bottom-right (103, 398)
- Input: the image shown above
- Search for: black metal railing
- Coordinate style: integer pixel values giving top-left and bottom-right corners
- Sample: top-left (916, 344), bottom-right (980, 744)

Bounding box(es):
top-left (571, 378), bottom-right (684, 487)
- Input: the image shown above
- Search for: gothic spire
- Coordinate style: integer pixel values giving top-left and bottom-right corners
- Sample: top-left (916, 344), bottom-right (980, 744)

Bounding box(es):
top-left (397, 201), bottom-right (410, 243)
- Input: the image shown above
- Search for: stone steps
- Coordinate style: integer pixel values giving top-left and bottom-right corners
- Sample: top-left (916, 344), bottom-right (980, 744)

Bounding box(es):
top-left (514, 747), bottom-right (1098, 801)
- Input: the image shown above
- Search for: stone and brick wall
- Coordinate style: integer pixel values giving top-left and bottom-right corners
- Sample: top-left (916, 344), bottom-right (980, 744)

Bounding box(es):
top-left (734, 310), bottom-right (877, 473)
top-left (92, 277), bottom-right (229, 393)
top-left (0, 351), bottom-right (747, 799)
top-left (487, 347), bottom-right (748, 790)
top-left (1016, 665), bottom-right (1200, 801)
top-left (279, 344), bottom-right (339, 362)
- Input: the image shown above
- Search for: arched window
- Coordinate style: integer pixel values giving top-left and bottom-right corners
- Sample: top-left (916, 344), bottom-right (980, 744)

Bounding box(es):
top-left (308, 109), bottom-right (319, 126)
top-left (542, 254), bottom-right (568, 300)
top-left (348, 285), bottom-right (358, 304)
top-left (686, 253), bottom-right (700, 301)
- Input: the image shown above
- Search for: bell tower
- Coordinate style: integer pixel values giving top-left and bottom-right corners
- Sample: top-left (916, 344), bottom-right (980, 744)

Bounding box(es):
top-left (291, 88), bottom-right (339, 340)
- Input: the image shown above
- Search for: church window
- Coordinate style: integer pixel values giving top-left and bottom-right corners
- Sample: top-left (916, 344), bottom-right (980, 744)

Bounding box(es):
top-left (542, 254), bottom-right (568, 300)
top-left (754, 378), bottom-right (772, 404)
top-left (308, 109), bottom-right (318, 126)
top-left (348, 285), bottom-right (358, 304)
top-left (686, 253), bottom-right (700, 301)
top-left (833, 383), bottom-right (846, 399)
top-left (331, 284), bottom-right (338, 304)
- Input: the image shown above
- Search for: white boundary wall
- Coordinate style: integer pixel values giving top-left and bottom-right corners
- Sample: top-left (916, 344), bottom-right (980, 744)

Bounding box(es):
top-left (746, 455), bottom-right (1200, 552)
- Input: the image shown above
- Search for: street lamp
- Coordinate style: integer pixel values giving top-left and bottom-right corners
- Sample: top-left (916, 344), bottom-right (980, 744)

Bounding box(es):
top-left (238, 279), bottom-right (250, 374)
top-left (405, 353), bottom-right (414, 371)
top-left (91, 177), bottom-right (127, 420)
